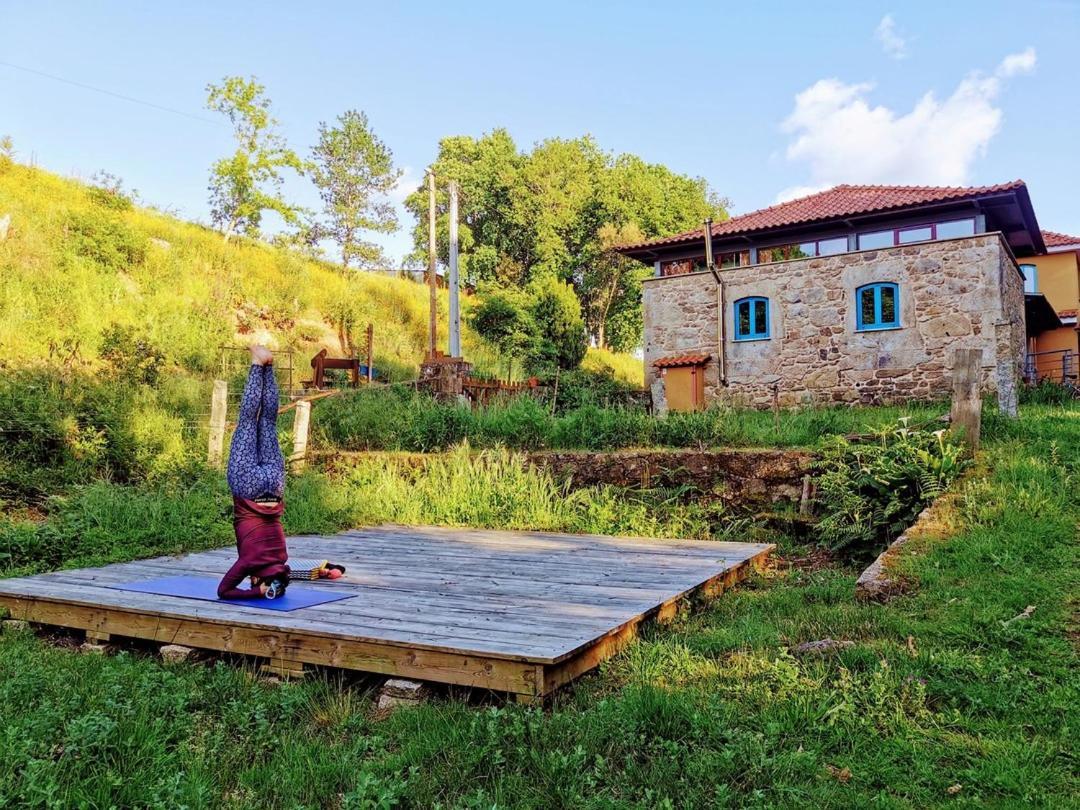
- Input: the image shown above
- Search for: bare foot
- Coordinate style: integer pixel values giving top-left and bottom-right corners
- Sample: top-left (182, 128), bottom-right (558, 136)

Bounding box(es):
top-left (250, 345), bottom-right (273, 366)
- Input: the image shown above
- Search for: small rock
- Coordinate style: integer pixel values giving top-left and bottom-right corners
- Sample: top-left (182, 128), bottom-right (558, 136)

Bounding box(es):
top-left (2, 619), bottom-right (29, 633)
top-left (0, 213), bottom-right (10, 241)
top-left (792, 638), bottom-right (855, 656)
top-left (149, 237), bottom-right (170, 250)
top-left (160, 644), bottom-right (194, 663)
top-left (375, 694), bottom-right (419, 713)
top-left (381, 678), bottom-right (427, 700)
top-left (80, 642), bottom-right (108, 655)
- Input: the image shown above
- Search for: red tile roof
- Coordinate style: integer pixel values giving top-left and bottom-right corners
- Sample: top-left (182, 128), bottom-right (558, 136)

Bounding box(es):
top-left (620, 181), bottom-right (1027, 252)
top-left (653, 353), bottom-right (710, 368)
top-left (1042, 230), bottom-right (1080, 248)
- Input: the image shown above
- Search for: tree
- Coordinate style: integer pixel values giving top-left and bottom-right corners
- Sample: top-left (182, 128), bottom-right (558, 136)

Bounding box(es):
top-left (468, 285), bottom-right (532, 378)
top-left (206, 76), bottom-right (307, 241)
top-left (524, 275), bottom-right (588, 373)
top-left (310, 110), bottom-right (402, 269)
top-left (408, 130), bottom-right (727, 350)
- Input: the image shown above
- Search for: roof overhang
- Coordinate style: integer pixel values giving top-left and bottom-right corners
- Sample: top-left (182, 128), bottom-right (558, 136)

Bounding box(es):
top-left (1025, 293), bottom-right (1064, 335)
top-left (617, 182), bottom-right (1045, 262)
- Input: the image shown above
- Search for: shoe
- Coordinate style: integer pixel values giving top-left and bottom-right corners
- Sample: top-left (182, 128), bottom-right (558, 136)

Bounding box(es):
top-left (264, 578), bottom-right (287, 600)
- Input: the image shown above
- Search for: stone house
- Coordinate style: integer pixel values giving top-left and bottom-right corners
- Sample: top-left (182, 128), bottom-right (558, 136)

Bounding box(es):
top-left (616, 181), bottom-right (1061, 412)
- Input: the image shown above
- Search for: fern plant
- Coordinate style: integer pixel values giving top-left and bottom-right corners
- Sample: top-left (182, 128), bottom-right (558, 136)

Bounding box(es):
top-left (813, 420), bottom-right (966, 554)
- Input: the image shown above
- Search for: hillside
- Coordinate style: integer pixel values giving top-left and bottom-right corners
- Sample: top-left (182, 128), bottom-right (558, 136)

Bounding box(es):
top-left (0, 162), bottom-right (642, 495)
top-left (0, 163), bottom-right (487, 379)
top-left (0, 162), bottom-right (649, 379)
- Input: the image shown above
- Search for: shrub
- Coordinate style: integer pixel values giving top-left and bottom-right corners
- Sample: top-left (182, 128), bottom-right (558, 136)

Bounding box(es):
top-left (87, 171), bottom-right (136, 211)
top-left (64, 209), bottom-right (148, 272)
top-left (525, 275), bottom-right (588, 373)
top-left (813, 420), bottom-right (966, 554)
top-left (1020, 379), bottom-right (1077, 407)
top-left (99, 324), bottom-right (167, 386)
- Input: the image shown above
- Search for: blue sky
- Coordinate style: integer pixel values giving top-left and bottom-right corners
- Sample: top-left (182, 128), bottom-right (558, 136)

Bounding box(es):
top-left (3, 1), bottom-right (1079, 264)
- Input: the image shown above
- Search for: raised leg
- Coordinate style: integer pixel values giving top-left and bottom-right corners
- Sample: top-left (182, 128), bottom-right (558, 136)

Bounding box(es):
top-left (256, 366), bottom-right (285, 496)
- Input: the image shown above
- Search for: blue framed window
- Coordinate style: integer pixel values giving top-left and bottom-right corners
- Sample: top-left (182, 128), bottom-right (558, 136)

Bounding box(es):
top-left (734, 296), bottom-right (770, 341)
top-left (856, 283), bottom-right (900, 331)
top-left (1019, 263), bottom-right (1037, 294)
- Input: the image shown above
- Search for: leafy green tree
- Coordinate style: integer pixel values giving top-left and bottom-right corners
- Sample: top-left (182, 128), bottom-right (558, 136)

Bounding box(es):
top-left (408, 130), bottom-right (726, 350)
top-left (468, 285), bottom-right (532, 377)
top-left (310, 110), bottom-right (402, 270)
top-left (524, 275), bottom-right (588, 373)
top-left (206, 76), bottom-right (307, 241)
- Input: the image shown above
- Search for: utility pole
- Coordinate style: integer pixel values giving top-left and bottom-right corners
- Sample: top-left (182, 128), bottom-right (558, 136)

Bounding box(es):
top-left (427, 169), bottom-right (438, 358)
top-left (448, 180), bottom-right (461, 358)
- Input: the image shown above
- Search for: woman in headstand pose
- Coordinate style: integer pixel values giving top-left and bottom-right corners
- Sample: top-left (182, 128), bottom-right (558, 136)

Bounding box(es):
top-left (218, 346), bottom-right (345, 601)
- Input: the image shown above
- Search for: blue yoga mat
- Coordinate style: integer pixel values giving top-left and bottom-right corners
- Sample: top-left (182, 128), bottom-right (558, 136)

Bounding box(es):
top-left (109, 575), bottom-right (354, 612)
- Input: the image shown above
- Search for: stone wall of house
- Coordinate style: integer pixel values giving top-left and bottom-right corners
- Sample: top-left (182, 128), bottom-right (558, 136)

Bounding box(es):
top-left (643, 233), bottom-right (1026, 409)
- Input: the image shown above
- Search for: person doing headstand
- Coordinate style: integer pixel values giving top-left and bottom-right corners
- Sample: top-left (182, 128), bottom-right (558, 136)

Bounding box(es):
top-left (218, 346), bottom-right (345, 601)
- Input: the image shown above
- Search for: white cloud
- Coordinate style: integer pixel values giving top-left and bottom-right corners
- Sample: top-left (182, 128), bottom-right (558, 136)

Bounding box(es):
top-left (997, 47), bottom-right (1036, 77)
top-left (874, 14), bottom-right (908, 60)
top-left (775, 50), bottom-right (1037, 201)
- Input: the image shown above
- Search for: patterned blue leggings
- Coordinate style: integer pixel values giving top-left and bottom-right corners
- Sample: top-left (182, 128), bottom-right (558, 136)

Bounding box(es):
top-left (226, 365), bottom-right (285, 500)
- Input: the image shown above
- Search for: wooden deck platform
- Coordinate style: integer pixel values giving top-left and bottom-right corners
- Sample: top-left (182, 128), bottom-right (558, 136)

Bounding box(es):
top-left (0, 525), bottom-right (773, 700)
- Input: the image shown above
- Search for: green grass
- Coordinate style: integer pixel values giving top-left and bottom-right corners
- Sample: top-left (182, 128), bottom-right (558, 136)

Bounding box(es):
top-left (312, 385), bottom-right (948, 452)
top-left (0, 404), bottom-right (1076, 807)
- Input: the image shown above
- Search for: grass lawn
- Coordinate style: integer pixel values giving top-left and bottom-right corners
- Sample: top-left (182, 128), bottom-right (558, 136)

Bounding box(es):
top-left (0, 404), bottom-right (1077, 808)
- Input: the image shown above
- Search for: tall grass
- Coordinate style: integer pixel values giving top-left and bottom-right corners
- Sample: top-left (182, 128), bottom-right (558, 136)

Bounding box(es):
top-left (313, 385), bottom-right (948, 452)
top-left (0, 448), bottom-right (752, 577)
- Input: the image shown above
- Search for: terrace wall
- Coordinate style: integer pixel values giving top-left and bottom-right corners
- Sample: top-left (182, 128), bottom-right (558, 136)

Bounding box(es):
top-left (643, 233), bottom-right (1026, 409)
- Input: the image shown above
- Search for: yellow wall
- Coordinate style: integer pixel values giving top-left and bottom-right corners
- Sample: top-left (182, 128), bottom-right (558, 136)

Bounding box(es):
top-left (1026, 251), bottom-right (1079, 314)
top-left (1026, 249), bottom-right (1079, 367)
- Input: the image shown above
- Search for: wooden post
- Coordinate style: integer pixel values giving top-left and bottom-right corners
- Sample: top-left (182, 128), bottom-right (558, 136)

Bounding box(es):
top-left (365, 323), bottom-right (374, 383)
top-left (208, 380), bottom-right (228, 468)
top-left (427, 169), bottom-right (437, 359)
top-left (448, 180), bottom-right (461, 358)
top-left (950, 348), bottom-right (982, 453)
top-left (291, 400), bottom-right (311, 471)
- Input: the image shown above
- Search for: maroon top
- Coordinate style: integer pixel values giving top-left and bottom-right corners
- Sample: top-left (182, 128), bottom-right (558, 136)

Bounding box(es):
top-left (217, 496), bottom-right (290, 600)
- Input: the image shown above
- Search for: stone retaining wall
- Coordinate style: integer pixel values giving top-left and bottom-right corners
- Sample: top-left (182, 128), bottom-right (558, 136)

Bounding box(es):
top-left (315, 448), bottom-right (815, 505)
top-left (643, 233), bottom-right (1026, 410)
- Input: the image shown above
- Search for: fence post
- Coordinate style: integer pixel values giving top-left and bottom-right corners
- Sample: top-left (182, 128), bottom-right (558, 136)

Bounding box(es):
top-left (291, 400), bottom-right (311, 471)
top-left (207, 380), bottom-right (228, 468)
top-left (950, 348), bottom-right (982, 453)
top-left (365, 323), bottom-right (374, 383)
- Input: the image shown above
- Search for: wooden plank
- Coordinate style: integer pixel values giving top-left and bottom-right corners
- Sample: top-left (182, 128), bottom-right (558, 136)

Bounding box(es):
top-left (344, 525), bottom-right (768, 558)
top-left (0, 594), bottom-right (539, 693)
top-left (0, 525), bottom-right (774, 697)
top-left (0, 579), bottom-right (566, 662)
top-left (27, 567), bottom-right (593, 653)
top-left (950, 347), bottom-right (982, 452)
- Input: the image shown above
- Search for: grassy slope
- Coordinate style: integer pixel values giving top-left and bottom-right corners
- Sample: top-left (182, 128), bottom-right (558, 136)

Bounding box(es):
top-left (0, 161), bottom-right (640, 386)
top-left (0, 404), bottom-right (1076, 807)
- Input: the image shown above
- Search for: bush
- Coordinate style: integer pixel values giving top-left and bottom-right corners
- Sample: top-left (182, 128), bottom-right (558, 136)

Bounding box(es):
top-left (64, 210), bottom-right (148, 272)
top-left (0, 367), bottom-right (203, 500)
top-left (87, 171), bottom-right (136, 211)
top-left (1020, 379), bottom-right (1077, 406)
top-left (813, 420), bottom-right (966, 554)
top-left (525, 275), bottom-right (588, 373)
top-left (99, 324), bottom-right (167, 386)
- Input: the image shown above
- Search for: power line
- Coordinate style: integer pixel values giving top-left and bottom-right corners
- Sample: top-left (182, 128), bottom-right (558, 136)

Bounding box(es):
top-left (0, 60), bottom-right (221, 126)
